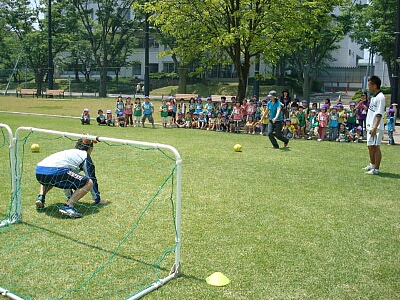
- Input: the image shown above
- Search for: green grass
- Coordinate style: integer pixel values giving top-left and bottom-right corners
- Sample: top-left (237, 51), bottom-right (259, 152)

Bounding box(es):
top-left (0, 95), bottom-right (400, 299)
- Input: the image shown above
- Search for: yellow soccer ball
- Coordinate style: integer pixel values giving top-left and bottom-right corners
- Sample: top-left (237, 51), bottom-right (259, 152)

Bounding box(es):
top-left (233, 144), bottom-right (242, 152)
top-left (31, 143), bottom-right (40, 153)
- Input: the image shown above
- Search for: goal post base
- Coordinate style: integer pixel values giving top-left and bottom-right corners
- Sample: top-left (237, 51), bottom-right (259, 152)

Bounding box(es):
top-left (127, 264), bottom-right (180, 300)
top-left (0, 286), bottom-right (24, 300)
top-left (0, 212), bottom-right (22, 227)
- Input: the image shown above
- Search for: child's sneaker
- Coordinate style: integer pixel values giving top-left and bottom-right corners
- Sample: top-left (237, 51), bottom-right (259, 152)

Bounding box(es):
top-left (366, 169), bottom-right (379, 175)
top-left (59, 205), bottom-right (82, 218)
top-left (35, 195), bottom-right (45, 210)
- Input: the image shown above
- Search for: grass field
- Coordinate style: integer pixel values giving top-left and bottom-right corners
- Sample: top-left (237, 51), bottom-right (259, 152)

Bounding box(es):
top-left (0, 95), bottom-right (400, 299)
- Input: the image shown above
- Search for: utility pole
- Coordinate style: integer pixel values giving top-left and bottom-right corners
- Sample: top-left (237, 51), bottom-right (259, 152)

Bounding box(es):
top-left (392, 0), bottom-right (400, 113)
top-left (144, 0), bottom-right (150, 97)
top-left (48, 0), bottom-right (54, 90)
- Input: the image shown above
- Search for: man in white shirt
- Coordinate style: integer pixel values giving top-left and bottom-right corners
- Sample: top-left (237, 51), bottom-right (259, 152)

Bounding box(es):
top-left (363, 76), bottom-right (386, 175)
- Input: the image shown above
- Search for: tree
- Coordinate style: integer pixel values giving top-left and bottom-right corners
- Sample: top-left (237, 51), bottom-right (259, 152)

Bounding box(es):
top-left (1, 0), bottom-right (77, 94)
top-left (70, 0), bottom-right (140, 97)
top-left (285, 0), bottom-right (351, 100)
top-left (349, 0), bottom-right (397, 88)
top-left (149, 0), bottom-right (297, 101)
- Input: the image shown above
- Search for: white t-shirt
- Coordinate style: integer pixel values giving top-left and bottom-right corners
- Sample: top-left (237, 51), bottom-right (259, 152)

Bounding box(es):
top-left (366, 91), bottom-right (385, 131)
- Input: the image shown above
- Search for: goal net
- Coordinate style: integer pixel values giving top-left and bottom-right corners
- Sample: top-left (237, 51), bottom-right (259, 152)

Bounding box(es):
top-left (0, 127), bottom-right (182, 300)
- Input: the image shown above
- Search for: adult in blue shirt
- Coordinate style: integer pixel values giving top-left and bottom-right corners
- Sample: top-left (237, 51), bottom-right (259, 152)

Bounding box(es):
top-left (262, 90), bottom-right (289, 149)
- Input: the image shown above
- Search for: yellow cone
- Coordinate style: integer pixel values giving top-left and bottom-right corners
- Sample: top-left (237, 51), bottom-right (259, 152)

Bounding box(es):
top-left (205, 272), bottom-right (230, 286)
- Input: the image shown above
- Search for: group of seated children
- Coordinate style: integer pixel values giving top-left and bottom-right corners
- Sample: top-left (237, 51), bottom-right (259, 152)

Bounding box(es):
top-left (81, 108), bottom-right (115, 126)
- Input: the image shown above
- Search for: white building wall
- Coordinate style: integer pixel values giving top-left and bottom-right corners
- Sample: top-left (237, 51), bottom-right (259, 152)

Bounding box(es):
top-left (374, 54), bottom-right (391, 87)
top-left (330, 36), bottom-right (364, 67)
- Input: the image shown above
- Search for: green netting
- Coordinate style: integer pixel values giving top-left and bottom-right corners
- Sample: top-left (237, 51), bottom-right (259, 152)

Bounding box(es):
top-left (0, 129), bottom-right (180, 300)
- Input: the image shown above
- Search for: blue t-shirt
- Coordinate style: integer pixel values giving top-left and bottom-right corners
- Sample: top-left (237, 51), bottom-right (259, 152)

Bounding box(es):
top-left (195, 103), bottom-right (203, 114)
top-left (387, 116), bottom-right (395, 131)
top-left (142, 102), bottom-right (153, 114)
top-left (329, 113), bottom-right (339, 127)
top-left (267, 100), bottom-right (283, 121)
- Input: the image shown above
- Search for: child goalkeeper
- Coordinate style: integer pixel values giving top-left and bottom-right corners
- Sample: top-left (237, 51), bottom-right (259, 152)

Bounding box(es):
top-left (35, 136), bottom-right (107, 218)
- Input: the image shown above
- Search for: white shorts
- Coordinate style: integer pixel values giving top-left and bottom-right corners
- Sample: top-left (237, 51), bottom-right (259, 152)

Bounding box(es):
top-left (366, 129), bottom-right (383, 146)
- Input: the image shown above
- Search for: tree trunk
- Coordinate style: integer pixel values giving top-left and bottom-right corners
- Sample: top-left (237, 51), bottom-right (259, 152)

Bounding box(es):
top-left (35, 71), bottom-right (45, 97)
top-left (177, 67), bottom-right (187, 93)
top-left (301, 72), bottom-right (311, 102)
top-left (74, 69), bottom-right (80, 83)
top-left (236, 60), bottom-right (250, 102)
top-left (99, 67), bottom-right (107, 97)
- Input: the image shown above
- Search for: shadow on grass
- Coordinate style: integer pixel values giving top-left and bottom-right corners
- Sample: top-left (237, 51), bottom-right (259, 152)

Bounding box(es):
top-left (280, 147), bottom-right (291, 151)
top-left (38, 202), bottom-right (110, 219)
top-left (21, 219), bottom-right (205, 283)
top-left (376, 172), bottom-right (400, 179)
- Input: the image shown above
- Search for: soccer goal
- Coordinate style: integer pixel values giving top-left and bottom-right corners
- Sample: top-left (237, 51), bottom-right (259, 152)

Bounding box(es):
top-left (0, 123), bottom-right (17, 227)
top-left (0, 127), bottom-right (182, 300)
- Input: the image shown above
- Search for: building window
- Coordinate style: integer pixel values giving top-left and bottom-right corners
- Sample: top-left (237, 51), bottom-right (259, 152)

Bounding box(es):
top-left (149, 63), bottom-right (159, 73)
top-left (163, 63), bottom-right (175, 73)
top-left (132, 64), bottom-right (141, 76)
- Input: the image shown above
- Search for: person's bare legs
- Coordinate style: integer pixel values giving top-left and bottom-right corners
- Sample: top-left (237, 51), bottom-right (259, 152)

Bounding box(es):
top-left (368, 145), bottom-right (381, 169)
top-left (40, 184), bottom-right (53, 196)
top-left (65, 179), bottom-right (93, 206)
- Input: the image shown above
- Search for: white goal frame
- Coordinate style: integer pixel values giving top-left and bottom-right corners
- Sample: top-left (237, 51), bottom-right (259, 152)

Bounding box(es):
top-left (1, 126), bottom-right (182, 300)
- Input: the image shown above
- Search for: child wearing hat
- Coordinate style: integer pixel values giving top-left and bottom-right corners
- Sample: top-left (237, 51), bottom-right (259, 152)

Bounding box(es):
top-left (347, 102), bottom-right (357, 130)
top-left (133, 97), bottom-right (142, 127)
top-left (328, 106), bottom-right (339, 141)
top-left (105, 110), bottom-right (115, 126)
top-left (124, 97), bottom-right (133, 127)
top-left (316, 104), bottom-right (329, 141)
top-left (307, 110), bottom-right (319, 140)
top-left (81, 108), bottom-right (90, 125)
top-left (198, 112), bottom-right (207, 129)
top-left (160, 99), bottom-right (169, 128)
top-left (347, 126), bottom-right (363, 142)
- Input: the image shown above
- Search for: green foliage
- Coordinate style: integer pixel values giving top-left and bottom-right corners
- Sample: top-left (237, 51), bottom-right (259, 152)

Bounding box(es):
top-left (148, 0), bottom-right (299, 100)
top-left (285, 0), bottom-right (351, 99)
top-left (149, 72), bottom-right (179, 80)
top-left (349, 0), bottom-right (396, 80)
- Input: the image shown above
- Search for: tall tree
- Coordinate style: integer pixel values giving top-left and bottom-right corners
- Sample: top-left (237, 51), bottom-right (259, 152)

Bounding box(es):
top-left (286, 0), bottom-right (351, 100)
top-left (70, 0), bottom-right (140, 97)
top-left (1, 0), bottom-right (77, 94)
top-left (349, 0), bottom-right (397, 88)
top-left (148, 0), bottom-right (297, 101)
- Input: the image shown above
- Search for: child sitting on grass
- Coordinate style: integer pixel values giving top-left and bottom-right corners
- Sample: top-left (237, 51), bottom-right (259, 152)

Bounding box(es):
top-left (347, 125), bottom-right (363, 142)
top-left (336, 123), bottom-right (348, 142)
top-left (282, 118), bottom-right (296, 139)
top-left (105, 110), bottom-right (115, 126)
top-left (96, 109), bottom-right (107, 125)
top-left (244, 115), bottom-right (255, 134)
top-left (81, 108), bottom-right (90, 125)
